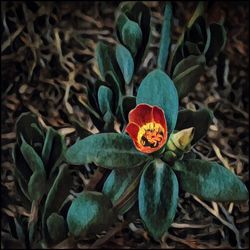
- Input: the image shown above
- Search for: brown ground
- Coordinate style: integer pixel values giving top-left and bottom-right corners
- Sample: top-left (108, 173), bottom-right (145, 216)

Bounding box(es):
top-left (1, 1), bottom-right (249, 249)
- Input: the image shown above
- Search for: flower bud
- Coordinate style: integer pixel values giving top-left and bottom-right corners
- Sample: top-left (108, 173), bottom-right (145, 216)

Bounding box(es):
top-left (166, 127), bottom-right (195, 153)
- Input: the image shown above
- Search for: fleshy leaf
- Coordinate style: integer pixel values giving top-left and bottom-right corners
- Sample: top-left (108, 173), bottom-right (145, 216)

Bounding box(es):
top-left (116, 44), bottom-right (134, 85)
top-left (46, 213), bottom-right (67, 243)
top-left (42, 127), bottom-right (57, 167)
top-left (138, 159), bottom-right (179, 240)
top-left (121, 18), bottom-right (143, 57)
top-left (20, 137), bottom-right (46, 201)
top-left (13, 144), bottom-right (32, 181)
top-left (47, 132), bottom-right (66, 178)
top-left (42, 165), bottom-right (73, 238)
top-left (102, 166), bottom-right (143, 214)
top-left (157, 2), bottom-right (172, 70)
top-left (173, 159), bottom-right (249, 202)
top-left (205, 23), bottom-right (227, 64)
top-left (125, 2), bottom-right (151, 69)
top-left (137, 69), bottom-right (179, 134)
top-left (175, 108), bottom-right (213, 144)
top-left (97, 85), bottom-right (114, 131)
top-left (172, 55), bottom-right (206, 99)
top-left (65, 133), bottom-right (149, 169)
top-left (95, 42), bottom-right (123, 87)
top-left (98, 85), bottom-right (113, 115)
top-left (67, 191), bottom-right (116, 237)
top-left (16, 112), bottom-right (45, 146)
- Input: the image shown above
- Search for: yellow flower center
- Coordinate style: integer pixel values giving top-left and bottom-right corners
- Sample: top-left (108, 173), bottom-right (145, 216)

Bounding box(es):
top-left (137, 122), bottom-right (165, 148)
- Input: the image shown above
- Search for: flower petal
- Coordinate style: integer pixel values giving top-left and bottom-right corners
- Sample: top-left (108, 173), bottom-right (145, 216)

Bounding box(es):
top-left (125, 122), bottom-right (139, 142)
top-left (140, 146), bottom-right (159, 154)
top-left (128, 104), bottom-right (153, 126)
top-left (152, 106), bottom-right (167, 131)
top-left (125, 122), bottom-right (143, 151)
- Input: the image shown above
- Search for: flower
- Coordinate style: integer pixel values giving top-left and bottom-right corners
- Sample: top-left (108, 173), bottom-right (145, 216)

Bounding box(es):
top-left (125, 104), bottom-right (168, 154)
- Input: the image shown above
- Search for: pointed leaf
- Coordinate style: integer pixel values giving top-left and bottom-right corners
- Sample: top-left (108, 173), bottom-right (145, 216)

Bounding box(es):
top-left (42, 127), bottom-right (57, 166)
top-left (138, 159), bottom-right (179, 240)
top-left (137, 69), bottom-right (179, 134)
top-left (65, 133), bottom-right (149, 169)
top-left (173, 159), bottom-right (248, 201)
top-left (20, 137), bottom-right (46, 201)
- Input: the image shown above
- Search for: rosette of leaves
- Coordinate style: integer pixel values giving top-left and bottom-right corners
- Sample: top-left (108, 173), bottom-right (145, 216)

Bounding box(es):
top-left (65, 68), bottom-right (248, 240)
top-left (85, 2), bottom-right (151, 133)
top-left (12, 112), bottom-right (73, 247)
top-left (166, 2), bottom-right (227, 98)
top-left (65, 1), bottom-right (247, 242)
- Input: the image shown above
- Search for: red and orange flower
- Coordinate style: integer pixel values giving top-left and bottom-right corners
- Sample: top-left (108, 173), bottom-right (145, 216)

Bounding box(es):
top-left (125, 104), bottom-right (168, 154)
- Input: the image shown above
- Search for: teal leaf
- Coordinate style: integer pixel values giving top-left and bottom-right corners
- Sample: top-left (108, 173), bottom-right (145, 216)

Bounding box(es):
top-left (42, 127), bottom-right (57, 167)
top-left (67, 191), bottom-right (116, 237)
top-left (172, 55), bottom-right (206, 99)
top-left (95, 42), bottom-right (123, 87)
top-left (102, 166), bottom-right (143, 214)
top-left (116, 12), bottom-right (128, 42)
top-left (46, 213), bottom-right (67, 243)
top-left (169, 2), bottom-right (206, 73)
top-left (105, 71), bottom-right (123, 112)
top-left (157, 2), bottom-right (172, 70)
top-left (42, 165), bottom-right (73, 236)
top-left (175, 108), bottom-right (213, 144)
top-left (121, 18), bottom-right (143, 57)
top-left (98, 85), bottom-right (114, 115)
top-left (65, 133), bottom-right (149, 169)
top-left (28, 169), bottom-right (46, 201)
top-left (47, 132), bottom-right (66, 178)
top-left (116, 44), bottom-right (134, 85)
top-left (13, 144), bottom-right (32, 182)
top-left (173, 159), bottom-right (249, 202)
top-left (138, 159), bottom-right (179, 240)
top-left (137, 69), bottom-right (179, 134)
top-left (20, 137), bottom-right (46, 201)
top-left (95, 42), bottom-right (114, 81)
top-left (125, 2), bottom-right (151, 69)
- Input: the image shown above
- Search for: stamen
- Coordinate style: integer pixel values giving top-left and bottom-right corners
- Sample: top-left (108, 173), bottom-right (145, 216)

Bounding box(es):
top-left (137, 122), bottom-right (164, 148)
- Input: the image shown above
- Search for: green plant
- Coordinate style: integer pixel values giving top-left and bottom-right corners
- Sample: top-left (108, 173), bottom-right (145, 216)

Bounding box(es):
top-left (64, 1), bottom-right (247, 242)
top-left (13, 113), bottom-right (72, 247)
top-left (12, 1), bottom-right (248, 246)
